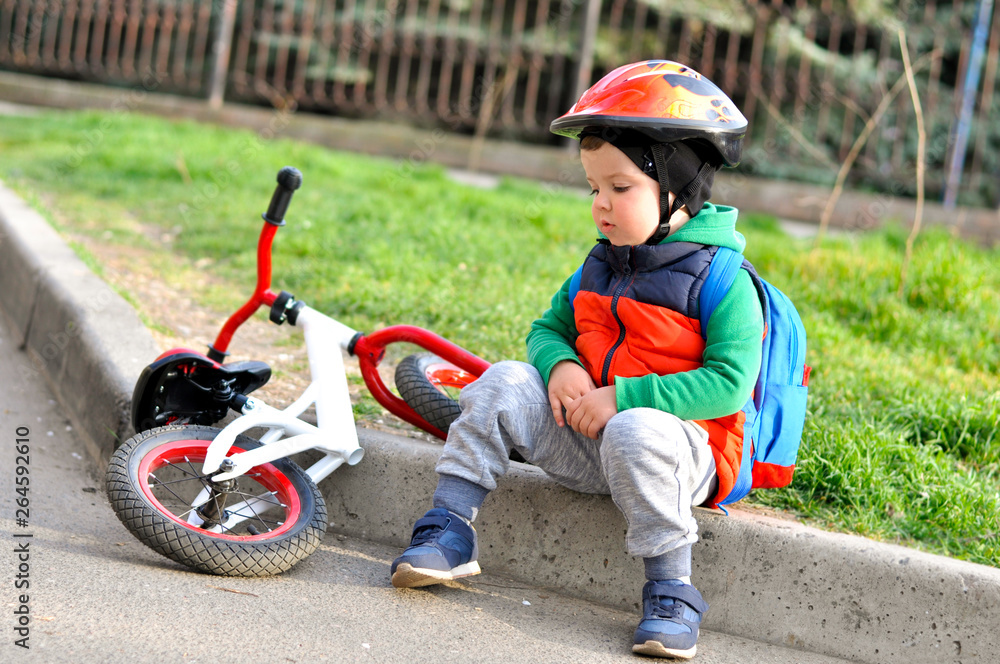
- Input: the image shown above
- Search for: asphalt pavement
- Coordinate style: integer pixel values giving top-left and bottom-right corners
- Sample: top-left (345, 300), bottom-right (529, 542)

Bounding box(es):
top-left (0, 316), bottom-right (849, 663)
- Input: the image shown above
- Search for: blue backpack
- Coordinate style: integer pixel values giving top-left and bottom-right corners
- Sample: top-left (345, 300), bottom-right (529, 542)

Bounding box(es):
top-left (699, 247), bottom-right (810, 506)
top-left (567, 246), bottom-right (810, 507)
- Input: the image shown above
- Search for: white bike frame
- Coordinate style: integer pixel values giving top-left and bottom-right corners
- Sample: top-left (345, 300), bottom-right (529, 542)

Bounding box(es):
top-left (170, 168), bottom-right (490, 533)
top-left (202, 306), bottom-right (365, 485)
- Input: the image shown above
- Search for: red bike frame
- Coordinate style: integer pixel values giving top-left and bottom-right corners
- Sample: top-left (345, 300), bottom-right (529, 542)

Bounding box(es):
top-left (207, 217), bottom-right (490, 440)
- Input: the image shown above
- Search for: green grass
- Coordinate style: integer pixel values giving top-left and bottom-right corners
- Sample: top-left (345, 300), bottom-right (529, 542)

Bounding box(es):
top-left (2, 110), bottom-right (998, 567)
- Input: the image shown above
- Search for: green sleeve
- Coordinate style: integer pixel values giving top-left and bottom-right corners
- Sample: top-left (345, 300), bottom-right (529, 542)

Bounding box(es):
top-left (526, 275), bottom-right (584, 385)
top-left (614, 270), bottom-right (763, 420)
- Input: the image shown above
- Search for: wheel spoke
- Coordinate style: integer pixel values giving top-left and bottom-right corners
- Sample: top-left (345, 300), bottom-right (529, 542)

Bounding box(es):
top-left (209, 491), bottom-right (225, 525)
top-left (230, 488), bottom-right (283, 507)
top-left (183, 456), bottom-right (214, 491)
top-left (224, 512), bottom-right (282, 527)
top-left (149, 471), bottom-right (200, 509)
top-left (150, 475), bottom-right (211, 489)
top-left (161, 458), bottom-right (204, 480)
top-left (238, 491), bottom-right (274, 533)
top-left (216, 490), bottom-right (284, 533)
top-left (174, 505), bottom-right (200, 521)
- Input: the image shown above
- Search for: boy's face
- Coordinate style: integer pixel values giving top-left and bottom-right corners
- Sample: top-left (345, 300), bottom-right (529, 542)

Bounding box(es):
top-left (581, 142), bottom-right (662, 246)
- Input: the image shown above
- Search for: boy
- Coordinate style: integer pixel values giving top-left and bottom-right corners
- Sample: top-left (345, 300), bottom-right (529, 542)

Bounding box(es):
top-left (390, 60), bottom-right (763, 660)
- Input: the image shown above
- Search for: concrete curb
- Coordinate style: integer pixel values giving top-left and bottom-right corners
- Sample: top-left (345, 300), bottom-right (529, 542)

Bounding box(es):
top-left (1, 182), bottom-right (998, 664)
top-left (0, 183), bottom-right (161, 463)
top-left (329, 432), bottom-right (1000, 664)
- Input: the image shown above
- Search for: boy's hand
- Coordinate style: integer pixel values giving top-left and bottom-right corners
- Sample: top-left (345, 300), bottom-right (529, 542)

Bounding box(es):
top-left (547, 361), bottom-right (596, 427)
top-left (565, 386), bottom-right (618, 439)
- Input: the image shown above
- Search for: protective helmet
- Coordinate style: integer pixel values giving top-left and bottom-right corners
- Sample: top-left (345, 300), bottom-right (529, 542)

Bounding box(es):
top-left (550, 60), bottom-right (747, 167)
top-left (551, 61), bottom-right (747, 243)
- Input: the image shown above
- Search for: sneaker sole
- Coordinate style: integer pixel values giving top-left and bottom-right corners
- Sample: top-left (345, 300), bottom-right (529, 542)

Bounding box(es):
top-left (390, 561), bottom-right (482, 588)
top-left (632, 640), bottom-right (697, 659)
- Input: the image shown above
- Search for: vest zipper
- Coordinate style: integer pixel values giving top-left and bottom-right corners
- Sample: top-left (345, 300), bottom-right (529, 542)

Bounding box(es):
top-left (601, 258), bottom-right (633, 387)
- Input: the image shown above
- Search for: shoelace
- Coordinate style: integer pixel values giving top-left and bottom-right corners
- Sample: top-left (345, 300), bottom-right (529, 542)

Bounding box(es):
top-left (409, 519), bottom-right (447, 546)
top-left (648, 597), bottom-right (687, 621)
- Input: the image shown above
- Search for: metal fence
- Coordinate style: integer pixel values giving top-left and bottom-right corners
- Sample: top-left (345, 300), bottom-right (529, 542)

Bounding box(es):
top-left (2, 0), bottom-right (997, 207)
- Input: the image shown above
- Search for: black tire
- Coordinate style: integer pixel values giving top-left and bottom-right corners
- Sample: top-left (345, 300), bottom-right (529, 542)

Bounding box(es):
top-left (394, 353), bottom-right (476, 434)
top-left (106, 424), bottom-right (327, 577)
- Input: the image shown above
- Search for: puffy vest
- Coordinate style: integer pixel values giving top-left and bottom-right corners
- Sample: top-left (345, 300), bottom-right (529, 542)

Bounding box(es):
top-left (572, 240), bottom-right (749, 505)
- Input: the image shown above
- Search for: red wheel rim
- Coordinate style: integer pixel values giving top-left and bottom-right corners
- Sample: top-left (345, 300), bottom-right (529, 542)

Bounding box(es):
top-left (424, 362), bottom-right (476, 392)
top-left (138, 440), bottom-right (302, 541)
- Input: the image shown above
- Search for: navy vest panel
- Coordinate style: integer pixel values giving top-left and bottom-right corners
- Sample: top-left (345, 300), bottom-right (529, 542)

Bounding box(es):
top-left (579, 242), bottom-right (718, 321)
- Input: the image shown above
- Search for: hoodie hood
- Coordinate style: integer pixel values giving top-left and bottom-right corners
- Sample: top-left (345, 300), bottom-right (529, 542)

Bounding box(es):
top-left (662, 202), bottom-right (745, 252)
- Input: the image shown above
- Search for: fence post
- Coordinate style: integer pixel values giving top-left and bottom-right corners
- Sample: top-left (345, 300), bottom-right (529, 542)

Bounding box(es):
top-left (563, 0), bottom-right (602, 151)
top-left (574, 0), bottom-right (602, 101)
top-left (208, 0), bottom-right (239, 109)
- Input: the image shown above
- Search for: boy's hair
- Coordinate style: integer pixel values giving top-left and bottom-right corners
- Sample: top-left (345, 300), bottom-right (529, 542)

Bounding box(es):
top-left (580, 134), bottom-right (606, 152)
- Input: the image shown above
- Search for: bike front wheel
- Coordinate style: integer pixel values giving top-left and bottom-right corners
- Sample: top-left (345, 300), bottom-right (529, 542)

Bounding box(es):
top-left (107, 425), bottom-right (327, 576)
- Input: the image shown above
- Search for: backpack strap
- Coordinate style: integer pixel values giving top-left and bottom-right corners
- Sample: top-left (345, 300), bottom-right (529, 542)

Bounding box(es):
top-left (698, 246), bottom-right (744, 339)
top-left (567, 262), bottom-right (584, 312)
top-left (700, 246), bottom-right (756, 508)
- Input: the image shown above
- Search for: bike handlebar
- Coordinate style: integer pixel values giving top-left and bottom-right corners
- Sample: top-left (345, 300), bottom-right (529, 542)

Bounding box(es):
top-left (209, 167), bottom-right (301, 360)
top-left (262, 166), bottom-right (303, 226)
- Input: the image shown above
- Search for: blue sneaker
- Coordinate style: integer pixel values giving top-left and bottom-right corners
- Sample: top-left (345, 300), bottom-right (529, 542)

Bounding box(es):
top-left (632, 580), bottom-right (709, 659)
top-left (390, 508), bottom-right (480, 588)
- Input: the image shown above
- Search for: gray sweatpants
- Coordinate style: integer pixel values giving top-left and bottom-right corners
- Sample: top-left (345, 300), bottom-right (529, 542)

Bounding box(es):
top-left (435, 361), bottom-right (717, 570)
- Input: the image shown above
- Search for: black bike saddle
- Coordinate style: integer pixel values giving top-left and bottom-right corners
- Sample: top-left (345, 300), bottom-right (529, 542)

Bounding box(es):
top-left (130, 349), bottom-right (271, 434)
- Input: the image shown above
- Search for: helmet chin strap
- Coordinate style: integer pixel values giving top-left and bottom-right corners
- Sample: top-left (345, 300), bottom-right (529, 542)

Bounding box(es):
top-left (646, 143), bottom-right (716, 245)
top-left (645, 143), bottom-right (674, 244)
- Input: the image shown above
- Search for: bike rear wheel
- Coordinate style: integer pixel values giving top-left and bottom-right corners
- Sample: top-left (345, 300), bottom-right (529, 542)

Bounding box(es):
top-left (106, 425), bottom-right (327, 576)
top-left (394, 353), bottom-right (477, 434)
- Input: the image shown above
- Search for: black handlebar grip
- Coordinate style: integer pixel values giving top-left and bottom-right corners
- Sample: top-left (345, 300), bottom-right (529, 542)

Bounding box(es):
top-left (262, 166), bottom-right (303, 226)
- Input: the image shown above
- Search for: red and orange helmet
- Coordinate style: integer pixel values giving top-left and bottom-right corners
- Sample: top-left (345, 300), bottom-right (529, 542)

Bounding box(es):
top-left (550, 60), bottom-right (747, 167)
